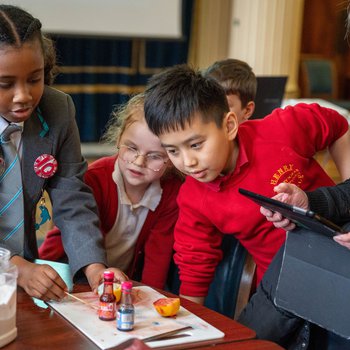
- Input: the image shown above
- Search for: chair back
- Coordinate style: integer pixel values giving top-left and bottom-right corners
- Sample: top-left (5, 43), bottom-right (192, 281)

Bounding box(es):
top-left (166, 235), bottom-right (256, 320)
top-left (300, 56), bottom-right (338, 99)
top-left (204, 235), bottom-right (256, 319)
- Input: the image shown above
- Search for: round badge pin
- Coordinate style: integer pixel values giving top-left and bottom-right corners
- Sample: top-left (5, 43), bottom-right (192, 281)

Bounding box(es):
top-left (34, 154), bottom-right (58, 178)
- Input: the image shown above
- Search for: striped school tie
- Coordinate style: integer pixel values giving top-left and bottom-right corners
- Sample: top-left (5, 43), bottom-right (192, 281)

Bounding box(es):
top-left (0, 124), bottom-right (24, 254)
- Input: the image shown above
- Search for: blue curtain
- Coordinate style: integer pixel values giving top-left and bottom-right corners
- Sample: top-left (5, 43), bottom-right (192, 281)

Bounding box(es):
top-left (52, 0), bottom-right (194, 142)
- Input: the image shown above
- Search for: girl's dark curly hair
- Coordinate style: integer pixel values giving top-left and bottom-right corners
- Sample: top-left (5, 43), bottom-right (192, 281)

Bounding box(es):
top-left (0, 4), bottom-right (58, 85)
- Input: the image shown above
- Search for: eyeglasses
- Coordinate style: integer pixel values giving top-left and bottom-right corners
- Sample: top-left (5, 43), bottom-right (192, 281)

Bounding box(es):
top-left (118, 144), bottom-right (168, 172)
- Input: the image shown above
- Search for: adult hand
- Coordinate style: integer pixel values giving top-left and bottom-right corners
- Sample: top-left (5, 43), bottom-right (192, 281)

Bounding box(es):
top-left (260, 183), bottom-right (309, 231)
top-left (333, 232), bottom-right (350, 250)
top-left (123, 339), bottom-right (151, 350)
top-left (11, 256), bottom-right (67, 301)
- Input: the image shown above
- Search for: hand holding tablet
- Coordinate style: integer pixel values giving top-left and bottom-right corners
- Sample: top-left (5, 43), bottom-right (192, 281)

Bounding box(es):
top-left (238, 188), bottom-right (344, 238)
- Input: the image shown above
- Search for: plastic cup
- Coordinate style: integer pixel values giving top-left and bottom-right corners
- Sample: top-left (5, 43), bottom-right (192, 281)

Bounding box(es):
top-left (34, 259), bottom-right (73, 292)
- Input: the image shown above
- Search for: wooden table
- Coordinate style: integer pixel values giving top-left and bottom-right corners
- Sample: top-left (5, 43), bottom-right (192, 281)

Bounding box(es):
top-left (5, 284), bottom-right (256, 349)
top-left (197, 340), bottom-right (284, 349)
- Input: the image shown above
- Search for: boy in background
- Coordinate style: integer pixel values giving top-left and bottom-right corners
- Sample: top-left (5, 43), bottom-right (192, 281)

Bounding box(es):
top-left (143, 64), bottom-right (350, 305)
top-left (203, 58), bottom-right (256, 124)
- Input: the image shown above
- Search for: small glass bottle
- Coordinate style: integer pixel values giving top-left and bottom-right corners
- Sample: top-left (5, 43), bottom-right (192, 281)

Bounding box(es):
top-left (98, 271), bottom-right (116, 321)
top-left (117, 281), bottom-right (134, 331)
top-left (0, 248), bottom-right (18, 347)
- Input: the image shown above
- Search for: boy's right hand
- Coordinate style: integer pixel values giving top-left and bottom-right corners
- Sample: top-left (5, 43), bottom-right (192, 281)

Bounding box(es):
top-left (11, 256), bottom-right (67, 301)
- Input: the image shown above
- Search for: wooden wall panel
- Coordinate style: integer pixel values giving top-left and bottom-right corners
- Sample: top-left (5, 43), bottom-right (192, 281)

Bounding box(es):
top-left (300, 0), bottom-right (350, 98)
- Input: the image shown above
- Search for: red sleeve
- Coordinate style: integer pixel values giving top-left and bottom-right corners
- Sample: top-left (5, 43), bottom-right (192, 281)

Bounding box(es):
top-left (267, 103), bottom-right (349, 156)
top-left (84, 156), bottom-right (118, 235)
top-left (140, 176), bottom-right (182, 289)
top-left (174, 179), bottom-right (223, 297)
top-left (39, 156), bottom-right (118, 261)
top-left (38, 226), bottom-right (65, 261)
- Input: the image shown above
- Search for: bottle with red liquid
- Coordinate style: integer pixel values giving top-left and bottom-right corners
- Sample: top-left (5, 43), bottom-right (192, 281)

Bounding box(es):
top-left (98, 271), bottom-right (116, 321)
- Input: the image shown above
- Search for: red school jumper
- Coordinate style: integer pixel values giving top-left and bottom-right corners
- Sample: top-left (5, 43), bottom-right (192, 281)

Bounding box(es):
top-left (39, 156), bottom-right (182, 289)
top-left (174, 103), bottom-right (349, 297)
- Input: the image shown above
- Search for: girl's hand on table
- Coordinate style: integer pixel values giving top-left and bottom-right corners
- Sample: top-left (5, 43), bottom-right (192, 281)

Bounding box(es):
top-left (108, 267), bottom-right (129, 283)
top-left (11, 256), bottom-right (67, 301)
top-left (84, 263), bottom-right (128, 293)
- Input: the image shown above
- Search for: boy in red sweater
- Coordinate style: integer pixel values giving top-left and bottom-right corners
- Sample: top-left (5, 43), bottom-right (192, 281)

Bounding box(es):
top-left (144, 64), bottom-right (350, 304)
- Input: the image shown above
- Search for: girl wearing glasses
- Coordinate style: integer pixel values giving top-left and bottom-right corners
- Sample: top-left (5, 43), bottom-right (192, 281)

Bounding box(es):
top-left (40, 94), bottom-right (182, 289)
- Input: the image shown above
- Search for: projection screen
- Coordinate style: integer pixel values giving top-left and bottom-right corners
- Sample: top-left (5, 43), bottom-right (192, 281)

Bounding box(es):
top-left (5, 0), bottom-right (182, 38)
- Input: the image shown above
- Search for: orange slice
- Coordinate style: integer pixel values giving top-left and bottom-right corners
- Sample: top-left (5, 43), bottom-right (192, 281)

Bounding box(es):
top-left (153, 297), bottom-right (180, 317)
top-left (113, 283), bottom-right (122, 302)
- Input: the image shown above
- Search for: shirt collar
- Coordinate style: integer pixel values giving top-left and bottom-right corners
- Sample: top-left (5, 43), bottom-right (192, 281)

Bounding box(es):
top-left (204, 136), bottom-right (248, 192)
top-left (0, 117), bottom-right (24, 136)
top-left (112, 158), bottom-right (162, 211)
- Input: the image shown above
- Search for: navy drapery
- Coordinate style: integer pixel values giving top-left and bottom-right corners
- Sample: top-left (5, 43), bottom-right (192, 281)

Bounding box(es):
top-left (52, 0), bottom-right (194, 142)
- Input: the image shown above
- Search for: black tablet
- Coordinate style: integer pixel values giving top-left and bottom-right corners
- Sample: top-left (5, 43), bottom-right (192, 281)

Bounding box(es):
top-left (238, 188), bottom-right (345, 238)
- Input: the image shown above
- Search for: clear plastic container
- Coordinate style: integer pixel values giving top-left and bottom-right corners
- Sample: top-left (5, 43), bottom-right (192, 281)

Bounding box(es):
top-left (0, 248), bottom-right (18, 348)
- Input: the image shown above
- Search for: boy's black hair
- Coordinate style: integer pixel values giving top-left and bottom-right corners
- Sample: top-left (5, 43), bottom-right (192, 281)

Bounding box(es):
top-left (144, 64), bottom-right (229, 136)
top-left (203, 58), bottom-right (257, 108)
top-left (0, 5), bottom-right (58, 85)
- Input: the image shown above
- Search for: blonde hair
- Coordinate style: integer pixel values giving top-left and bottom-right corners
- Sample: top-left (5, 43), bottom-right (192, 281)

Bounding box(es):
top-left (103, 92), bottom-right (184, 181)
top-left (102, 93), bottom-right (145, 146)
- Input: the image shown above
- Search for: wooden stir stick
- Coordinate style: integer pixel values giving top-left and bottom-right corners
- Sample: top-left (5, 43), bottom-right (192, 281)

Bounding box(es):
top-left (64, 291), bottom-right (99, 310)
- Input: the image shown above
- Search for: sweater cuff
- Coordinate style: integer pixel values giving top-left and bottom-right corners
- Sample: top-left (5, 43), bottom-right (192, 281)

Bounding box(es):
top-left (306, 190), bottom-right (329, 216)
top-left (179, 281), bottom-right (210, 297)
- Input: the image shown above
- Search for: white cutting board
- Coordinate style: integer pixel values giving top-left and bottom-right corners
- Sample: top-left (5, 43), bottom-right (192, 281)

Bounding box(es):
top-left (48, 286), bottom-right (224, 349)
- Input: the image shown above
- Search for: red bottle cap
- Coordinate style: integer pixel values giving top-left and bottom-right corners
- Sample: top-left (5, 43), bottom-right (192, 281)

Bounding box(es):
top-left (122, 281), bottom-right (133, 290)
top-left (103, 270), bottom-right (114, 280)
top-left (34, 154), bottom-right (58, 178)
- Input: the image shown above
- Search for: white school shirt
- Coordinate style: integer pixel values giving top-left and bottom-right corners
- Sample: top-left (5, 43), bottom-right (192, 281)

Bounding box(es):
top-left (104, 160), bottom-right (162, 272)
